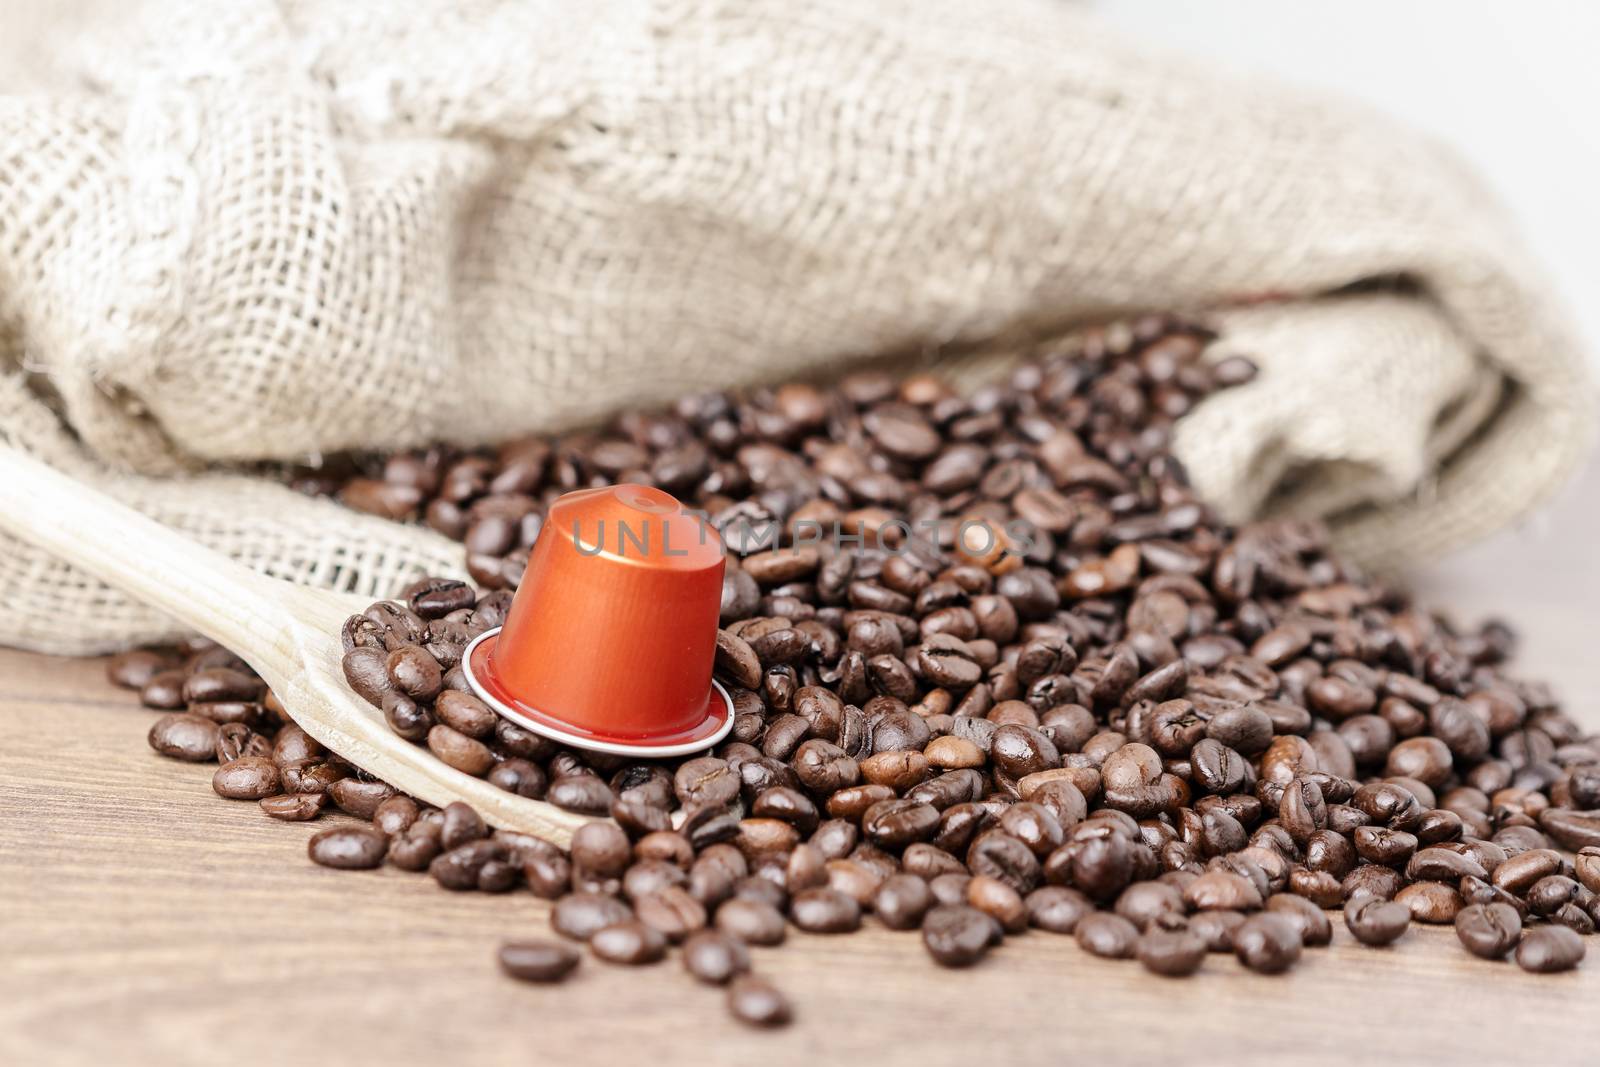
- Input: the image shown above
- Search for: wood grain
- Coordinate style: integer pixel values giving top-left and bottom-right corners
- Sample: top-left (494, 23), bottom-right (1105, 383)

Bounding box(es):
top-left (3, 458), bottom-right (1598, 1067)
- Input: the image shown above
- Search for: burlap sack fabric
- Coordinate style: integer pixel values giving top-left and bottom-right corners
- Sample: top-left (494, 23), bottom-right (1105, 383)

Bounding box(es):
top-left (0, 0), bottom-right (1591, 655)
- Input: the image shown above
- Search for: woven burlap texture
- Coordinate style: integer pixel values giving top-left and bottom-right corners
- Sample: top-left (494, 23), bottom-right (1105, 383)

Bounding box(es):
top-left (0, 0), bottom-right (1592, 655)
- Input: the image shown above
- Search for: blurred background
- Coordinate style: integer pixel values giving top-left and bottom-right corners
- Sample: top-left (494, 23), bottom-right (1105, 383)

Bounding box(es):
top-left (1100, 0), bottom-right (1600, 362)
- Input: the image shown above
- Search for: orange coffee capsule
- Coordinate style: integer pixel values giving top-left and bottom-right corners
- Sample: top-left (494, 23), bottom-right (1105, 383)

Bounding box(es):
top-left (464, 484), bottom-right (733, 756)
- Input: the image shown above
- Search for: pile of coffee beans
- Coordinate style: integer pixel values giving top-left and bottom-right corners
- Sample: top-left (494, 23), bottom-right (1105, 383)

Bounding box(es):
top-left (113, 315), bottom-right (1600, 1029)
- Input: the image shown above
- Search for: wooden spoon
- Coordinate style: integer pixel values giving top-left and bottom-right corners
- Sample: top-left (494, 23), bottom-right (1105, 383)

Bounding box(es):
top-left (0, 447), bottom-right (587, 845)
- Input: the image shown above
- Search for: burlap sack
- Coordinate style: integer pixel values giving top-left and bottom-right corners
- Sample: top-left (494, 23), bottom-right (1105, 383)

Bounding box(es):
top-left (0, 0), bottom-right (1591, 656)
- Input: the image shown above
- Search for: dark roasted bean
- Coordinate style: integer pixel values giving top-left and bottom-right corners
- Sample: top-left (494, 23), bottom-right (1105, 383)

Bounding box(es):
top-left (308, 825), bottom-right (388, 869)
top-left (1232, 913), bottom-right (1302, 973)
top-left (682, 929), bottom-right (751, 985)
top-left (552, 893), bottom-right (633, 941)
top-left (148, 713), bottom-right (222, 762)
top-left (922, 904), bottom-right (1000, 967)
top-left (1076, 912), bottom-right (1140, 959)
top-left (212, 756), bottom-right (281, 800)
top-left (726, 975), bottom-right (793, 1028)
top-left (1137, 928), bottom-right (1207, 976)
top-left (716, 898), bottom-right (787, 946)
top-left (498, 939), bottom-right (581, 983)
top-left (1454, 902), bottom-right (1522, 959)
top-left (1343, 897), bottom-right (1411, 946)
top-left (1515, 926), bottom-right (1585, 973)
top-left (259, 793), bottom-right (326, 821)
top-left (590, 920), bottom-right (668, 965)
top-left (789, 888), bottom-right (861, 933)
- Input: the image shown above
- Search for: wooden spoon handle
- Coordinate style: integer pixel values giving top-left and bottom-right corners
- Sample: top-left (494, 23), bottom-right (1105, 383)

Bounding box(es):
top-left (0, 447), bottom-right (591, 844)
top-left (0, 448), bottom-right (289, 651)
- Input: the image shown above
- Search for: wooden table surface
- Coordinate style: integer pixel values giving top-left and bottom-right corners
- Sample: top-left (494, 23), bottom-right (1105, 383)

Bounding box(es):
top-left (4, 460), bottom-right (1598, 1067)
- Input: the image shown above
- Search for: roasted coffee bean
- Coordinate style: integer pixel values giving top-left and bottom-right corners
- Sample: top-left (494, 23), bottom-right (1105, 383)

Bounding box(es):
top-left (1406, 847), bottom-right (1486, 884)
top-left (1183, 870), bottom-right (1262, 912)
top-left (308, 825), bottom-right (388, 869)
top-left (488, 758), bottom-right (548, 800)
top-left (1076, 912), bottom-right (1140, 959)
top-left (523, 848), bottom-right (573, 899)
top-left (682, 929), bottom-right (751, 985)
top-left (188, 699), bottom-right (266, 728)
top-left (148, 713), bottom-right (222, 762)
top-left (388, 829), bottom-right (443, 872)
top-left (1343, 897), bottom-right (1411, 946)
top-left (1492, 849), bottom-right (1565, 895)
top-left (423, 724), bottom-right (493, 777)
top-left (789, 887), bottom-right (862, 933)
top-left (792, 740), bottom-right (859, 793)
top-left (966, 875), bottom-right (1028, 933)
top-left (272, 724), bottom-right (324, 764)
top-left (1232, 913), bottom-right (1302, 973)
top-left (635, 887), bottom-right (708, 943)
top-left (341, 647), bottom-right (394, 707)
top-left (433, 690), bottom-right (496, 739)
top-left (726, 975), bottom-right (793, 1028)
top-left (481, 857), bottom-right (522, 893)
top-left (571, 821), bottom-right (632, 878)
top-left (1190, 739), bottom-right (1247, 795)
top-left (278, 758), bottom-right (348, 795)
top-left (1540, 808), bottom-right (1600, 851)
top-left (751, 787), bottom-right (820, 834)
top-left (1024, 886), bottom-right (1093, 934)
top-left (546, 775), bottom-right (615, 814)
top-left (372, 795), bottom-right (420, 836)
top-left (716, 898), bottom-right (787, 946)
top-left (590, 920), bottom-right (668, 965)
top-left (1188, 910), bottom-right (1247, 952)
top-left (1515, 926), bottom-right (1586, 974)
top-left (386, 645), bottom-right (443, 701)
top-left (1394, 881), bottom-right (1463, 924)
top-left (1137, 928), bottom-right (1207, 977)
top-left (1264, 893), bottom-right (1332, 947)
top-left (259, 793), bottom-right (326, 821)
top-left (875, 873), bottom-right (934, 930)
top-left (326, 778), bottom-right (396, 820)
top-left (990, 724), bottom-right (1058, 778)
top-left (214, 723), bottom-right (263, 763)
top-left (183, 667), bottom-right (263, 704)
top-left (1205, 704), bottom-right (1274, 755)
top-left (552, 893), bottom-right (633, 941)
top-left (1524, 875), bottom-right (1581, 917)
top-left (676, 757), bottom-right (742, 809)
top-left (1454, 902), bottom-right (1522, 959)
top-left (922, 904), bottom-right (1000, 967)
top-left (968, 831), bottom-right (1042, 895)
top-left (139, 669), bottom-right (189, 710)
top-left (430, 840), bottom-right (509, 891)
top-left (107, 649), bottom-right (177, 690)
top-left (861, 798), bottom-right (940, 848)
top-left (439, 801), bottom-right (487, 850)
top-left (1115, 881), bottom-right (1185, 931)
top-left (1577, 847), bottom-right (1600, 894)
top-left (212, 756), bottom-right (281, 800)
top-left (1353, 825), bottom-right (1418, 867)
top-left (624, 858), bottom-right (688, 901)
top-left (925, 735), bottom-right (985, 770)
top-left (498, 939), bottom-right (581, 983)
